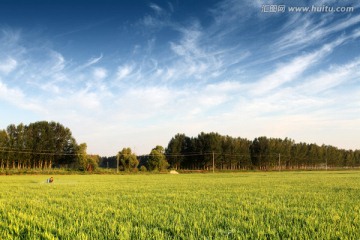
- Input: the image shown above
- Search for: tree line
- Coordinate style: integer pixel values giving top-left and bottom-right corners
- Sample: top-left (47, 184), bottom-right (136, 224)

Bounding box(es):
top-left (1, 121), bottom-right (359, 171)
top-left (165, 133), bottom-right (360, 170)
top-left (0, 121), bottom-right (99, 171)
top-left (101, 145), bottom-right (169, 172)
top-left (101, 132), bottom-right (360, 171)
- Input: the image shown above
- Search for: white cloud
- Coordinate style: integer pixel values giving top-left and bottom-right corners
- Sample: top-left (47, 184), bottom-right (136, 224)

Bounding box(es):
top-left (149, 3), bottom-right (163, 15)
top-left (142, 15), bottom-right (158, 27)
top-left (167, 22), bottom-right (228, 81)
top-left (141, 2), bottom-right (171, 29)
top-left (72, 90), bottom-right (102, 110)
top-left (0, 80), bottom-right (24, 101)
top-left (77, 54), bottom-right (103, 70)
top-left (205, 81), bottom-right (242, 92)
top-left (48, 89), bottom-right (102, 115)
top-left (163, 68), bottom-right (174, 81)
top-left (0, 57), bottom-right (17, 74)
top-left (93, 67), bottom-right (107, 80)
top-left (274, 14), bottom-right (360, 53)
top-left (298, 58), bottom-right (360, 94)
top-left (115, 86), bottom-right (174, 118)
top-left (0, 80), bottom-right (43, 112)
top-left (40, 82), bottom-right (61, 94)
top-left (116, 64), bottom-right (134, 80)
top-left (170, 24), bottom-right (204, 59)
top-left (251, 51), bottom-right (322, 95)
top-left (49, 51), bottom-right (65, 72)
top-left (251, 34), bottom-right (355, 96)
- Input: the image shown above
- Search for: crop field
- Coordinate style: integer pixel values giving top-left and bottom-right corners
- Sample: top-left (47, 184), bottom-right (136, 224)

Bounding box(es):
top-left (0, 171), bottom-right (359, 239)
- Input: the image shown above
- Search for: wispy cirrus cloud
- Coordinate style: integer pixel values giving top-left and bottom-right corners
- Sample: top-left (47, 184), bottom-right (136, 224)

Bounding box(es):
top-left (0, 29), bottom-right (24, 76)
top-left (76, 54), bottom-right (103, 70)
top-left (166, 21), bottom-right (228, 81)
top-left (149, 3), bottom-right (163, 15)
top-left (274, 13), bottom-right (360, 53)
top-left (116, 64), bottom-right (135, 81)
top-left (298, 58), bottom-right (360, 95)
top-left (250, 27), bottom-right (360, 95)
top-left (141, 2), bottom-right (172, 29)
top-left (49, 51), bottom-right (65, 72)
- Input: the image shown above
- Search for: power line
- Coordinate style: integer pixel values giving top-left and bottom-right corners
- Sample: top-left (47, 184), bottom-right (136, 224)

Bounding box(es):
top-left (0, 149), bottom-right (78, 156)
top-left (0, 147), bottom-right (320, 159)
top-left (0, 146), bottom-right (72, 154)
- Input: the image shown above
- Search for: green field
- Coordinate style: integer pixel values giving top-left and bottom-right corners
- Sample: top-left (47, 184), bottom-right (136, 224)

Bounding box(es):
top-left (0, 171), bottom-right (359, 239)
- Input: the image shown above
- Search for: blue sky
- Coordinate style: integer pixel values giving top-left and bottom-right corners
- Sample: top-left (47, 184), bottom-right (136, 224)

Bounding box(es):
top-left (0, 0), bottom-right (359, 156)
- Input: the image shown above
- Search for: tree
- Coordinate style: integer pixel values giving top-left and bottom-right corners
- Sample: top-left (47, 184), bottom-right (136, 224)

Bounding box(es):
top-left (250, 137), bottom-right (269, 169)
top-left (194, 132), bottom-right (222, 170)
top-left (290, 142), bottom-right (302, 168)
top-left (6, 124), bottom-right (17, 169)
top-left (76, 143), bottom-right (88, 171)
top-left (99, 156), bottom-right (117, 168)
top-left (166, 133), bottom-right (186, 169)
top-left (25, 121), bottom-right (78, 169)
top-left (164, 132), bottom-right (360, 170)
top-left (117, 148), bottom-right (138, 171)
top-left (0, 130), bottom-right (8, 169)
top-left (0, 121), bottom-right (80, 169)
top-left (148, 145), bottom-right (169, 171)
top-left (234, 137), bottom-right (252, 169)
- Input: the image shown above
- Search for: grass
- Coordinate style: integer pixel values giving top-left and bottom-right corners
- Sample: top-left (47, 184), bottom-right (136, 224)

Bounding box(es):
top-left (0, 171), bottom-right (359, 239)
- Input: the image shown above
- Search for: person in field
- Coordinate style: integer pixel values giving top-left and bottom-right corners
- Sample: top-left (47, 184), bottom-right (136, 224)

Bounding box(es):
top-left (46, 177), bottom-right (54, 183)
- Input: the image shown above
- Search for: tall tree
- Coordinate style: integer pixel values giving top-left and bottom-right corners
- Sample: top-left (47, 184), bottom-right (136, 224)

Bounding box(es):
top-left (194, 132), bottom-right (222, 170)
top-left (0, 130), bottom-right (8, 169)
top-left (1, 121), bottom-right (79, 169)
top-left (166, 133), bottom-right (185, 169)
top-left (148, 145), bottom-right (169, 171)
top-left (166, 133), bottom-right (193, 169)
top-left (234, 137), bottom-right (252, 169)
top-left (249, 137), bottom-right (269, 169)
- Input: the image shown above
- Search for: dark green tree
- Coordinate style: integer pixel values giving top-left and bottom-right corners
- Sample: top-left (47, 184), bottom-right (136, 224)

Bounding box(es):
top-left (166, 133), bottom-right (195, 169)
top-left (194, 132), bottom-right (222, 170)
top-left (166, 133), bottom-right (187, 169)
top-left (1, 121), bottom-right (80, 169)
top-left (0, 130), bottom-right (8, 169)
top-left (249, 137), bottom-right (269, 169)
top-left (234, 137), bottom-right (252, 169)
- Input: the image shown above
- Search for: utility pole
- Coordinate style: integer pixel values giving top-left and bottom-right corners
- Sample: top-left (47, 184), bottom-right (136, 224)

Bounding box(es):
top-left (212, 151), bottom-right (215, 173)
top-left (116, 155), bottom-right (119, 173)
top-left (326, 146), bottom-right (328, 171)
top-left (326, 158), bottom-right (328, 171)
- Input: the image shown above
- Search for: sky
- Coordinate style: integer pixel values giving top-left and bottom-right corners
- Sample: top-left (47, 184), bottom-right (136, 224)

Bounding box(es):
top-left (0, 0), bottom-right (359, 156)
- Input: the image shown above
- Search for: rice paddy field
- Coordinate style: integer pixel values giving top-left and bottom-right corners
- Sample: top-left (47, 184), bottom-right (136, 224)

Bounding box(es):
top-left (0, 171), bottom-right (359, 239)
